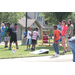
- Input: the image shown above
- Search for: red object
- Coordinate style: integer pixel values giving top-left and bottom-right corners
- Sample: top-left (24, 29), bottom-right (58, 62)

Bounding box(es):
top-left (14, 26), bottom-right (17, 31)
top-left (43, 33), bottom-right (48, 43)
top-left (54, 42), bottom-right (57, 44)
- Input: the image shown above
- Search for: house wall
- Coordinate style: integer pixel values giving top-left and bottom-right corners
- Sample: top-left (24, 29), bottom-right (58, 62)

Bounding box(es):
top-left (17, 24), bottom-right (22, 40)
top-left (28, 12), bottom-right (45, 26)
top-left (27, 12), bottom-right (35, 19)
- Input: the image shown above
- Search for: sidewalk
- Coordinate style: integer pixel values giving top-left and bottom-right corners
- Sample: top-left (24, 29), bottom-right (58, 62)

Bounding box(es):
top-left (0, 54), bottom-right (73, 62)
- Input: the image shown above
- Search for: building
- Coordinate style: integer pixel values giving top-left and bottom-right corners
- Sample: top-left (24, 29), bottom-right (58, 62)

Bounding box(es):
top-left (17, 12), bottom-right (53, 40)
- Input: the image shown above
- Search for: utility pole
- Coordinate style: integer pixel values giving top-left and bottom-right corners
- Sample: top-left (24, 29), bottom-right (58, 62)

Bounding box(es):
top-left (25, 12), bottom-right (27, 37)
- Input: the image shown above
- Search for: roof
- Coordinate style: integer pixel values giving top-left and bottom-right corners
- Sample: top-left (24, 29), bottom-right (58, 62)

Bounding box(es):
top-left (18, 17), bottom-right (44, 28)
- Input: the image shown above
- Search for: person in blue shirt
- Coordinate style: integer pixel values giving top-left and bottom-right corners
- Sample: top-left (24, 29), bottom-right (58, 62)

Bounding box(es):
top-left (1, 23), bottom-right (5, 42)
top-left (22, 31), bottom-right (27, 38)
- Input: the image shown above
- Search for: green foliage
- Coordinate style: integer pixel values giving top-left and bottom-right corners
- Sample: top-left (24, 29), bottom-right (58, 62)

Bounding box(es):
top-left (0, 12), bottom-right (25, 25)
top-left (41, 12), bottom-right (72, 25)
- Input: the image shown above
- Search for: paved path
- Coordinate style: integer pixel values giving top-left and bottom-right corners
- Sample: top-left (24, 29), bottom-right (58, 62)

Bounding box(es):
top-left (0, 54), bottom-right (73, 62)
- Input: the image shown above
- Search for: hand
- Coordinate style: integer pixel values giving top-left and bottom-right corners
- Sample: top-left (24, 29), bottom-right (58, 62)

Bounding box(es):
top-left (7, 35), bottom-right (9, 37)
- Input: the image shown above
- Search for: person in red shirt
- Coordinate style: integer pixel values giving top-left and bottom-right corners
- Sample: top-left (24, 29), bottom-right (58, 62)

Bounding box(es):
top-left (61, 20), bottom-right (68, 53)
top-left (53, 26), bottom-right (61, 57)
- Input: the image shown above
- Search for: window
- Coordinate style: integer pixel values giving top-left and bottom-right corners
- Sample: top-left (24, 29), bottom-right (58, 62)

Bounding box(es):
top-left (36, 12), bottom-right (42, 21)
top-left (45, 20), bottom-right (48, 25)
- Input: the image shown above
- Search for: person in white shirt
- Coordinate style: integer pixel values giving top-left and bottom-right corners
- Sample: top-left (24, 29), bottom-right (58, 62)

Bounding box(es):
top-left (26, 27), bottom-right (32, 50)
top-left (31, 28), bottom-right (40, 50)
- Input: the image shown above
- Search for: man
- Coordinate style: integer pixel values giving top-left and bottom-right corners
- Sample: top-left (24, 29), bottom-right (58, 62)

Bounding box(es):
top-left (53, 26), bottom-right (61, 57)
top-left (7, 23), bottom-right (18, 50)
top-left (68, 36), bottom-right (75, 62)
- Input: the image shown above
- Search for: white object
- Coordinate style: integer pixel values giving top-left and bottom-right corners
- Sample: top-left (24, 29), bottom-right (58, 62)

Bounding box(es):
top-left (53, 53), bottom-right (57, 56)
top-left (30, 49), bottom-right (49, 54)
top-left (27, 30), bottom-right (32, 39)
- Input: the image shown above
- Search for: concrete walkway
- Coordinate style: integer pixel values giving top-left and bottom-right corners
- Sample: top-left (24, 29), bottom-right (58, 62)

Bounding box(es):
top-left (0, 54), bottom-right (73, 62)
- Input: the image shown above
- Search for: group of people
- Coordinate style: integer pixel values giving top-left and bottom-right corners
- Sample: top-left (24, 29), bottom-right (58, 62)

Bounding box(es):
top-left (53, 20), bottom-right (74, 57)
top-left (25, 27), bottom-right (40, 51)
top-left (0, 22), bottom-right (18, 50)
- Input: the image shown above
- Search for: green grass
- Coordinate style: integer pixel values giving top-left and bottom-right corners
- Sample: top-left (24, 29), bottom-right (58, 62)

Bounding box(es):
top-left (0, 40), bottom-right (72, 59)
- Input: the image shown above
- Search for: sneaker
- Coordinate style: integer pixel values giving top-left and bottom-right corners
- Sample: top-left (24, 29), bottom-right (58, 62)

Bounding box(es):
top-left (62, 51), bottom-right (67, 54)
top-left (55, 54), bottom-right (60, 57)
top-left (67, 50), bottom-right (71, 52)
top-left (17, 47), bottom-right (19, 49)
top-left (26, 48), bottom-right (29, 51)
top-left (9, 48), bottom-right (11, 50)
top-left (53, 52), bottom-right (57, 56)
top-left (29, 48), bottom-right (30, 50)
top-left (4, 46), bottom-right (8, 48)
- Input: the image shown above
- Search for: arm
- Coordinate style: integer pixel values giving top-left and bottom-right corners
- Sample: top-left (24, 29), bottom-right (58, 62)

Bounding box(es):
top-left (54, 34), bottom-right (56, 42)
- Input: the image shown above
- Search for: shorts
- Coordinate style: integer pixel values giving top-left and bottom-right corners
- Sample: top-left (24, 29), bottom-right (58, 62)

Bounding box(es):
top-left (4, 37), bottom-right (9, 41)
top-left (26, 39), bottom-right (31, 45)
top-left (10, 36), bottom-right (17, 43)
top-left (61, 35), bottom-right (67, 39)
top-left (32, 39), bottom-right (36, 44)
top-left (68, 37), bottom-right (71, 39)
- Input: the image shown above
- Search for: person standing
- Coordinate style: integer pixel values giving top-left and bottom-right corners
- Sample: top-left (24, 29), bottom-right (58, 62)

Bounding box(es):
top-left (1, 23), bottom-right (5, 42)
top-left (0, 27), bottom-right (1, 43)
top-left (53, 26), bottom-right (61, 57)
top-left (61, 20), bottom-right (68, 53)
top-left (57, 21), bottom-right (62, 31)
top-left (7, 23), bottom-right (18, 50)
top-left (26, 27), bottom-right (32, 50)
top-left (67, 20), bottom-right (74, 51)
top-left (57, 21), bottom-right (62, 42)
top-left (14, 23), bottom-right (17, 32)
top-left (4, 23), bottom-right (9, 48)
top-left (31, 28), bottom-right (40, 50)
top-left (68, 36), bottom-right (75, 62)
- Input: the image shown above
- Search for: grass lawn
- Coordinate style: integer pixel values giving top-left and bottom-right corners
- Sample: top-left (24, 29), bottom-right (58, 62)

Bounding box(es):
top-left (0, 40), bottom-right (72, 59)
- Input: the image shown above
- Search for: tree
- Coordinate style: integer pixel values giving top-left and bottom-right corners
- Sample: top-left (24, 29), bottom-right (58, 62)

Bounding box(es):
top-left (0, 12), bottom-right (25, 26)
top-left (40, 12), bottom-right (72, 25)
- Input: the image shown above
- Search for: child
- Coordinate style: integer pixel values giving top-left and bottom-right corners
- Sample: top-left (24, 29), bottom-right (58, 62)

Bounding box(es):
top-left (4, 23), bottom-right (9, 48)
top-left (26, 27), bottom-right (32, 50)
top-left (53, 26), bottom-right (61, 57)
top-left (31, 28), bottom-right (40, 50)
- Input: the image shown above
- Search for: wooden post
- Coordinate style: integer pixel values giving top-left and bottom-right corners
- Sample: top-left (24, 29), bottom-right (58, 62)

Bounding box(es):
top-left (49, 30), bottom-right (50, 46)
top-left (42, 30), bottom-right (43, 45)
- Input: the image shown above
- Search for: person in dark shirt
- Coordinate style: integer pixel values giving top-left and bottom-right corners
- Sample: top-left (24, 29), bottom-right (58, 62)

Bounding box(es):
top-left (68, 36), bottom-right (75, 62)
top-left (7, 23), bottom-right (18, 50)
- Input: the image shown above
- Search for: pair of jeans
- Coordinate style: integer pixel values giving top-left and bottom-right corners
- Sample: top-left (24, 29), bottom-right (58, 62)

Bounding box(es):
top-left (53, 40), bottom-right (59, 54)
top-left (68, 41), bottom-right (75, 62)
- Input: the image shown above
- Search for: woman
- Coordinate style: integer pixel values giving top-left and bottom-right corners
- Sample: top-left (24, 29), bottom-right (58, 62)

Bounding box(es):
top-left (0, 27), bottom-right (1, 43)
top-left (67, 19), bottom-right (74, 51)
top-left (61, 20), bottom-right (68, 53)
top-left (1, 23), bottom-right (5, 42)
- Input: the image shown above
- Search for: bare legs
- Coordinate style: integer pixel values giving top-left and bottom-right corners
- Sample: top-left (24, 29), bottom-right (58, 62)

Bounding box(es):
top-left (67, 39), bottom-right (71, 51)
top-left (62, 37), bottom-right (67, 52)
